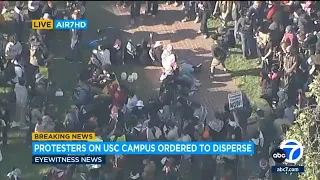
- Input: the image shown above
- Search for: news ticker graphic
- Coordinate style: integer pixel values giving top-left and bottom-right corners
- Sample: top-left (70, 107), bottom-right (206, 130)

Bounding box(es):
top-left (32, 132), bottom-right (95, 141)
top-left (32, 142), bottom-right (254, 155)
top-left (31, 20), bottom-right (88, 30)
top-left (32, 155), bottom-right (105, 164)
top-left (271, 166), bottom-right (305, 173)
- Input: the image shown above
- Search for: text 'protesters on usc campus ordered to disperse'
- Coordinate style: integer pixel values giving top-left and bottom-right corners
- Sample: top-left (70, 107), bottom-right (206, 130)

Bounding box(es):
top-left (32, 142), bottom-right (254, 155)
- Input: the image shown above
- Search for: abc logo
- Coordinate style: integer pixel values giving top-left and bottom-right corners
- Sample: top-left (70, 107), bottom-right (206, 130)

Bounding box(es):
top-left (272, 148), bottom-right (286, 163)
top-left (280, 139), bottom-right (303, 164)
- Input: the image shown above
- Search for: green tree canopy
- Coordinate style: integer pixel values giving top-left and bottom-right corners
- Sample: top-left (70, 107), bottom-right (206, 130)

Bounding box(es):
top-left (285, 74), bottom-right (320, 180)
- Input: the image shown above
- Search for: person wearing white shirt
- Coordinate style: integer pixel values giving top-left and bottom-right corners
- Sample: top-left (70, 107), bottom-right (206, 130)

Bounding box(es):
top-left (126, 93), bottom-right (138, 113)
top-left (11, 59), bottom-right (24, 84)
top-left (92, 45), bottom-right (111, 69)
top-left (5, 36), bottom-right (22, 61)
top-left (28, 1), bottom-right (42, 20)
top-left (12, 77), bottom-right (28, 129)
top-left (161, 44), bottom-right (177, 72)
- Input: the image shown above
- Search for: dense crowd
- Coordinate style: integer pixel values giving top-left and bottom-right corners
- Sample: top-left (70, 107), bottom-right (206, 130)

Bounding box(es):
top-left (0, 1), bottom-right (319, 180)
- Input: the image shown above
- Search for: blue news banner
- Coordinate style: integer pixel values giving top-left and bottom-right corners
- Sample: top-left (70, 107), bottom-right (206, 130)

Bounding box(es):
top-left (32, 142), bottom-right (254, 164)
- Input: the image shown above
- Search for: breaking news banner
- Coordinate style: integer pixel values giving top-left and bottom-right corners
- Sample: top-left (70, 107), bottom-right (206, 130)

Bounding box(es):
top-left (32, 155), bottom-right (106, 164)
top-left (32, 132), bottom-right (95, 141)
top-left (31, 19), bottom-right (88, 30)
top-left (32, 142), bottom-right (254, 155)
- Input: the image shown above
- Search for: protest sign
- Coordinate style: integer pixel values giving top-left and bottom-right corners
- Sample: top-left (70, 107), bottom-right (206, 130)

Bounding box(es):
top-left (228, 92), bottom-right (243, 110)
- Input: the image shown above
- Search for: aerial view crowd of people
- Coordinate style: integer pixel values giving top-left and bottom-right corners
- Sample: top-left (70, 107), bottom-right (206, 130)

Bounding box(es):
top-left (0, 0), bottom-right (320, 180)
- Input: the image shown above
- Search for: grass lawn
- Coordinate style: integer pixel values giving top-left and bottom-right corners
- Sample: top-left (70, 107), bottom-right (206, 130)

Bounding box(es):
top-left (207, 19), bottom-right (261, 101)
top-left (0, 2), bottom-right (159, 179)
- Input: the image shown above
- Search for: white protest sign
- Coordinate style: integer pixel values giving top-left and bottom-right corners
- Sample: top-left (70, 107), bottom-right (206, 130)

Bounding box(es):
top-left (228, 91), bottom-right (243, 110)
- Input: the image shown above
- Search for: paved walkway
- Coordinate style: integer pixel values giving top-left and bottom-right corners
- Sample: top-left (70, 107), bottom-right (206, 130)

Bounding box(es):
top-left (112, 3), bottom-right (238, 117)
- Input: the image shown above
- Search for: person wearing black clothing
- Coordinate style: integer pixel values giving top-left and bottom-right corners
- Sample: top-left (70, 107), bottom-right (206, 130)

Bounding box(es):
top-left (197, 2), bottom-right (211, 39)
top-left (66, 29), bottom-right (81, 62)
top-left (138, 39), bottom-right (152, 66)
top-left (304, 33), bottom-right (318, 56)
top-left (261, 34), bottom-right (275, 71)
top-left (210, 33), bottom-right (227, 79)
top-left (129, 1), bottom-right (142, 25)
top-left (236, 14), bottom-right (257, 59)
top-left (246, 1), bottom-right (263, 30)
top-left (42, 1), bottom-right (58, 20)
top-left (0, 102), bottom-right (10, 145)
top-left (217, 27), bottom-right (236, 49)
top-left (200, 155), bottom-right (216, 180)
top-left (149, 41), bottom-right (163, 66)
top-left (232, 2), bottom-right (250, 40)
top-left (261, 64), bottom-right (281, 103)
top-left (13, 2), bottom-right (25, 42)
top-left (145, 1), bottom-right (159, 17)
top-left (181, 1), bottom-right (195, 22)
top-left (316, 34), bottom-right (320, 55)
top-left (297, 9), bottom-right (313, 34)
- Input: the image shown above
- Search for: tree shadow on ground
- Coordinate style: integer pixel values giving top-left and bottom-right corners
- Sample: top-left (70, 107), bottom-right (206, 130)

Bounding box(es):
top-left (145, 9), bottom-right (185, 26)
top-left (193, 48), bottom-right (211, 55)
top-left (170, 29), bottom-right (199, 43)
top-left (127, 31), bottom-right (172, 44)
top-left (229, 68), bottom-right (261, 77)
top-left (114, 8), bottom-right (185, 29)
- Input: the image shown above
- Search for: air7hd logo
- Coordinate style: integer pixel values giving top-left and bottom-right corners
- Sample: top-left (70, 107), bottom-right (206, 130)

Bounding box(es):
top-left (272, 139), bottom-right (303, 164)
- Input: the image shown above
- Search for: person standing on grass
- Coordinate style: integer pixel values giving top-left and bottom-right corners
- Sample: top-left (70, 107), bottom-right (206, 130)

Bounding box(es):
top-left (5, 35), bottom-right (23, 62)
top-left (28, 1), bottom-right (42, 20)
top-left (37, 13), bottom-right (52, 47)
top-left (0, 101), bottom-right (10, 145)
top-left (13, 1), bottom-right (25, 43)
top-left (212, 1), bottom-right (233, 28)
top-left (246, 1), bottom-right (264, 31)
top-left (0, 1), bottom-right (9, 27)
top-left (210, 33), bottom-right (228, 79)
top-left (196, 1), bottom-right (211, 39)
top-left (116, 1), bottom-right (129, 8)
top-left (236, 14), bottom-right (257, 59)
top-left (42, 1), bottom-right (58, 20)
top-left (12, 77), bottom-right (28, 130)
top-left (66, 11), bottom-right (81, 62)
top-left (283, 47), bottom-right (299, 88)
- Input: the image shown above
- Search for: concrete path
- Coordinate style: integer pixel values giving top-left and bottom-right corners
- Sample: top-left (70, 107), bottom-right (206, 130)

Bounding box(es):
top-left (111, 3), bottom-right (238, 118)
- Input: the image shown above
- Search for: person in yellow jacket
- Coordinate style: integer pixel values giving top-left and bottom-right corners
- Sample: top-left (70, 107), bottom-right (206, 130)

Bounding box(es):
top-left (109, 130), bottom-right (126, 142)
top-left (88, 128), bottom-right (103, 142)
